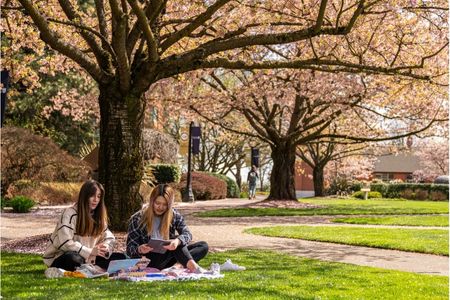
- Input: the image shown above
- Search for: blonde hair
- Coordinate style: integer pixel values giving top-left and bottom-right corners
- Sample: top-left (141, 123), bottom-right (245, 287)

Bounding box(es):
top-left (75, 180), bottom-right (108, 237)
top-left (140, 184), bottom-right (174, 239)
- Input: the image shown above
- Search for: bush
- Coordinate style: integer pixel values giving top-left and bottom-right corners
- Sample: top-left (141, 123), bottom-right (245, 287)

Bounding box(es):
top-left (327, 178), bottom-right (352, 195)
top-left (177, 172), bottom-right (227, 200)
top-left (205, 172), bottom-right (240, 198)
top-left (0, 196), bottom-right (10, 210)
top-left (352, 191), bottom-right (382, 199)
top-left (349, 181), bottom-right (364, 193)
top-left (240, 191), bottom-right (249, 199)
top-left (148, 164), bottom-right (181, 184)
top-left (370, 183), bottom-right (448, 201)
top-left (7, 180), bottom-right (82, 205)
top-left (9, 196), bottom-right (35, 213)
top-left (1, 127), bottom-right (89, 196)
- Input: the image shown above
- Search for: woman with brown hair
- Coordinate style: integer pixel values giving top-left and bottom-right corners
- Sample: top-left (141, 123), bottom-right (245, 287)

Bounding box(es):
top-left (43, 180), bottom-right (125, 272)
top-left (126, 184), bottom-right (208, 272)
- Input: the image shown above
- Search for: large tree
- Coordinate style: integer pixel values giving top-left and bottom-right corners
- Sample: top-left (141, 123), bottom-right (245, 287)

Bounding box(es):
top-left (5, 0), bottom-right (447, 227)
top-left (191, 70), bottom-right (447, 199)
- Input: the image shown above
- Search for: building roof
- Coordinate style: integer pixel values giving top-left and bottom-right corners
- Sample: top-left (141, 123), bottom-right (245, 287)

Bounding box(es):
top-left (373, 153), bottom-right (421, 173)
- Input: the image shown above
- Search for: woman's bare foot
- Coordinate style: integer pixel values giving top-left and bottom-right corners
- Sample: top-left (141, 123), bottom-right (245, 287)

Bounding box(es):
top-left (186, 259), bottom-right (199, 272)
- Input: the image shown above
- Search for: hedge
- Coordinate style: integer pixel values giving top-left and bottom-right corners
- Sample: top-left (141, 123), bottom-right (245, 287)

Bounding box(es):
top-left (148, 164), bottom-right (181, 184)
top-left (352, 191), bottom-right (382, 199)
top-left (204, 172), bottom-right (240, 198)
top-left (369, 183), bottom-right (449, 201)
top-left (178, 172), bottom-right (227, 200)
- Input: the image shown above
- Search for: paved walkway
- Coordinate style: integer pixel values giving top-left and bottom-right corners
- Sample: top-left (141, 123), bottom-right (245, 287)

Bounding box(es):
top-left (1, 197), bottom-right (448, 276)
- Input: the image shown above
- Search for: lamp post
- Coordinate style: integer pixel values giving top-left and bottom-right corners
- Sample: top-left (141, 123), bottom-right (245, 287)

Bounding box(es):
top-left (183, 121), bottom-right (195, 202)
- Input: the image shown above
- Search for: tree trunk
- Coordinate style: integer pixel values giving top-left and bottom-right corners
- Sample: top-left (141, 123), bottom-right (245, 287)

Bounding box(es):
top-left (98, 86), bottom-right (146, 231)
top-left (268, 143), bottom-right (297, 200)
top-left (313, 165), bottom-right (325, 197)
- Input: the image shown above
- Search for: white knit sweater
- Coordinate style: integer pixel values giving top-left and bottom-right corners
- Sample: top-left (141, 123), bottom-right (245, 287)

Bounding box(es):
top-left (43, 206), bottom-right (115, 267)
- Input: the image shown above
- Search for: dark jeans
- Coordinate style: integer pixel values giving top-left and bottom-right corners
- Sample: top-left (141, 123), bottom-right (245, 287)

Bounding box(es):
top-left (144, 241), bottom-right (208, 270)
top-left (50, 251), bottom-right (126, 271)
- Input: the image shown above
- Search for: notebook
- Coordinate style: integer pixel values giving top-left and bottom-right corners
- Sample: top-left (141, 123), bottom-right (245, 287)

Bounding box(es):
top-left (107, 258), bottom-right (142, 274)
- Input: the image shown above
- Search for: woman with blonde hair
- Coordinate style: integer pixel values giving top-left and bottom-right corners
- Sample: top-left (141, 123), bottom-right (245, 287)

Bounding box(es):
top-left (43, 180), bottom-right (125, 272)
top-left (126, 184), bottom-right (208, 272)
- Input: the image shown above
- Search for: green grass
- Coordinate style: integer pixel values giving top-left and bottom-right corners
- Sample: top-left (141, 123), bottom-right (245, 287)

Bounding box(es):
top-left (246, 226), bottom-right (449, 255)
top-left (1, 251), bottom-right (448, 299)
top-left (332, 215), bottom-right (449, 227)
top-left (197, 198), bottom-right (449, 217)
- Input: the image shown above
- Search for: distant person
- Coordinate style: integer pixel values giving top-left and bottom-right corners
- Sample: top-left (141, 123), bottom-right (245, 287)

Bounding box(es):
top-left (126, 184), bottom-right (208, 272)
top-left (43, 180), bottom-right (125, 274)
top-left (247, 165), bottom-right (259, 199)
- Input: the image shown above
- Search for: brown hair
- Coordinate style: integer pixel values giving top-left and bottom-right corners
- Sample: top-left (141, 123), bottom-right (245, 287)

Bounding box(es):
top-left (75, 180), bottom-right (108, 237)
top-left (140, 184), bottom-right (174, 239)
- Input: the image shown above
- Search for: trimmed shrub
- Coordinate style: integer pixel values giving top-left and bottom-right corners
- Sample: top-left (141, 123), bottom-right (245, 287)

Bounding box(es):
top-left (205, 172), bottom-right (240, 198)
top-left (177, 172), bottom-right (227, 200)
top-left (370, 183), bottom-right (448, 201)
top-left (1, 127), bottom-right (89, 196)
top-left (352, 191), bottom-right (382, 199)
top-left (9, 196), bottom-right (35, 213)
top-left (240, 191), bottom-right (249, 199)
top-left (7, 180), bottom-right (82, 205)
top-left (148, 164), bottom-right (181, 184)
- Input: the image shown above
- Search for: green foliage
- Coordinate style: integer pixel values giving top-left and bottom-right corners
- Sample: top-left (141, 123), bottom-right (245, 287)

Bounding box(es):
top-left (352, 191), bottom-right (383, 199)
top-left (197, 198), bottom-right (449, 217)
top-left (148, 164), bottom-right (181, 184)
top-left (205, 172), bottom-right (240, 198)
top-left (246, 226), bottom-right (449, 255)
top-left (240, 191), bottom-right (249, 199)
top-left (332, 215), bottom-right (449, 227)
top-left (349, 181), bottom-right (364, 192)
top-left (5, 71), bottom-right (98, 155)
top-left (178, 172), bottom-right (227, 200)
top-left (370, 183), bottom-right (449, 201)
top-left (9, 196), bottom-right (35, 213)
top-left (1, 251), bottom-right (448, 299)
top-left (326, 177), bottom-right (352, 195)
top-left (0, 196), bottom-right (10, 209)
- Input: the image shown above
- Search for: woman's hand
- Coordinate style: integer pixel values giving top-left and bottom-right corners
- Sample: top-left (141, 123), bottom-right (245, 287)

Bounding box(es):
top-left (138, 244), bottom-right (153, 254)
top-left (164, 238), bottom-right (180, 251)
top-left (94, 243), bottom-right (109, 258)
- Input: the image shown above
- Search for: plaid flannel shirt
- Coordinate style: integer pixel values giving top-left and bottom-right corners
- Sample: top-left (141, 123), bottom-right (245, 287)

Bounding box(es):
top-left (126, 208), bottom-right (192, 258)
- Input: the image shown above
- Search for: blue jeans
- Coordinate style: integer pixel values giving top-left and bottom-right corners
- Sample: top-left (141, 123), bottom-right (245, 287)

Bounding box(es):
top-left (249, 184), bottom-right (257, 198)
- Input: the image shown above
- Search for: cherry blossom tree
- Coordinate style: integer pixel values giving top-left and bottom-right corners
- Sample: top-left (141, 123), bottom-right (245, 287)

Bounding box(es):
top-left (191, 69), bottom-right (447, 200)
top-left (3, 0), bottom-right (447, 227)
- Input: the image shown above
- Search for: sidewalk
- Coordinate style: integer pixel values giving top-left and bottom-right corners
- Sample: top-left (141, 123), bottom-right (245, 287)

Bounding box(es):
top-left (1, 197), bottom-right (448, 276)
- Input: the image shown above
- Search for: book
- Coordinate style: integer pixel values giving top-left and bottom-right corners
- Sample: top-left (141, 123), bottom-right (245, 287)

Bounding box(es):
top-left (147, 238), bottom-right (171, 254)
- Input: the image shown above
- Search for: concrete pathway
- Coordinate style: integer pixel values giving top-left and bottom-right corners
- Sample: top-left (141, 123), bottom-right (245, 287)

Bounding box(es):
top-left (1, 197), bottom-right (448, 276)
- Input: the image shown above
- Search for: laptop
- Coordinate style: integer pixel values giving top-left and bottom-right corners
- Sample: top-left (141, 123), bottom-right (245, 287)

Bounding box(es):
top-left (107, 258), bottom-right (142, 274)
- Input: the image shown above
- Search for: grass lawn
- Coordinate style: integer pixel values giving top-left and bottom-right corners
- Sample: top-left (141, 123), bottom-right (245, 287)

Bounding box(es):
top-left (332, 215), bottom-right (449, 227)
top-left (197, 198), bottom-right (449, 217)
top-left (1, 251), bottom-right (448, 299)
top-left (246, 226), bottom-right (449, 255)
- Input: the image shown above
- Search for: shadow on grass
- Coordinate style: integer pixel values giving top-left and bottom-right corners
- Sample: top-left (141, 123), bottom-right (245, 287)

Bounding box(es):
top-left (1, 250), bottom-right (448, 300)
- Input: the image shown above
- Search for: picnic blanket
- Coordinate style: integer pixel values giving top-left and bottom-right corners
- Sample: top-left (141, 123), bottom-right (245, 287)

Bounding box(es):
top-left (111, 266), bottom-right (224, 282)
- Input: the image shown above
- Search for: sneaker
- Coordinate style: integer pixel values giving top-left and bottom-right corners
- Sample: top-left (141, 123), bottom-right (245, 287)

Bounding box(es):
top-left (210, 263), bottom-right (220, 274)
top-left (220, 259), bottom-right (245, 271)
top-left (44, 267), bottom-right (65, 279)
